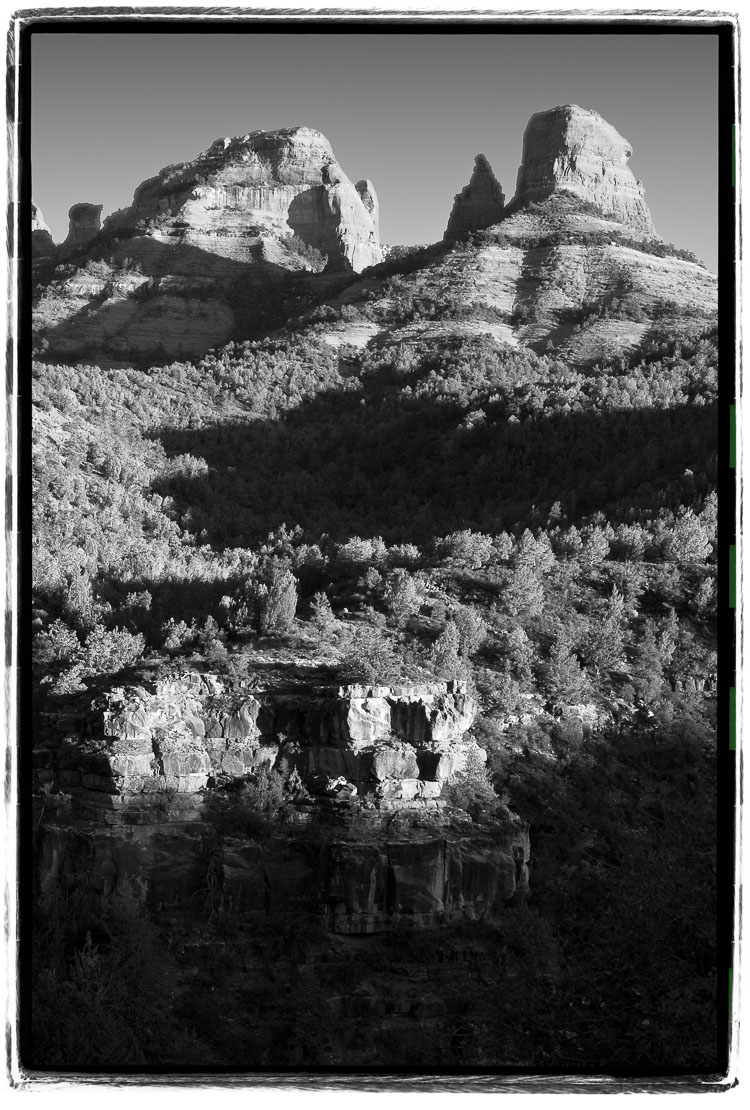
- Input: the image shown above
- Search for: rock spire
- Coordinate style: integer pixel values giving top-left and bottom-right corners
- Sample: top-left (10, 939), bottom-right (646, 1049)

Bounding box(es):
top-left (444, 154), bottom-right (505, 241)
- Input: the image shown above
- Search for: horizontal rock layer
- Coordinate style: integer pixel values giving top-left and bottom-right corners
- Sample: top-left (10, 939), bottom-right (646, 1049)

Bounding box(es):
top-left (57, 674), bottom-right (479, 799)
top-left (36, 792), bottom-right (529, 934)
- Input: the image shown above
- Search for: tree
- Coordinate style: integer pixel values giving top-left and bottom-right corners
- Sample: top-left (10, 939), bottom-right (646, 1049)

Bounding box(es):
top-left (580, 526), bottom-right (610, 567)
top-left (430, 621), bottom-right (463, 678)
top-left (383, 570), bottom-right (421, 626)
top-left (585, 587), bottom-right (626, 674)
top-left (503, 564), bottom-right (544, 618)
top-left (664, 509), bottom-right (711, 566)
top-left (544, 632), bottom-right (590, 705)
top-left (439, 529), bottom-right (494, 569)
top-left (453, 604), bottom-right (488, 657)
top-left (630, 620), bottom-right (666, 703)
top-left (83, 626), bottom-right (145, 676)
top-left (310, 591), bottom-right (337, 632)
top-left (339, 623), bottom-right (403, 685)
top-left (255, 560), bottom-right (298, 635)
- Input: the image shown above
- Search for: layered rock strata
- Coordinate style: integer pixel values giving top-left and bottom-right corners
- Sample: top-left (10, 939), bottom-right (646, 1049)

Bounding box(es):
top-left (57, 674), bottom-right (481, 801)
top-left (508, 104), bottom-right (656, 235)
top-left (37, 674), bottom-right (529, 932)
top-left (444, 154), bottom-right (505, 241)
top-left (104, 126), bottom-right (381, 271)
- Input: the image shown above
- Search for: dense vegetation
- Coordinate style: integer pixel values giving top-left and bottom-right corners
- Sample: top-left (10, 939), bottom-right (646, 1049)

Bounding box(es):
top-left (30, 218), bottom-right (719, 1070)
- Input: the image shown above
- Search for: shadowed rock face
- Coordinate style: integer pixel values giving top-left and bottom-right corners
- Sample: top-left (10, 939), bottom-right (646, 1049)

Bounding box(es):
top-left (510, 104), bottom-right (656, 235)
top-left (444, 154), bottom-right (505, 241)
top-left (104, 126), bottom-right (381, 271)
top-left (63, 202), bottom-right (103, 250)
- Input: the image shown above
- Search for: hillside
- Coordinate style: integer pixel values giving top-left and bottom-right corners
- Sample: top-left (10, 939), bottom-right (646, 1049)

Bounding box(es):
top-left (29, 104), bottom-right (720, 1071)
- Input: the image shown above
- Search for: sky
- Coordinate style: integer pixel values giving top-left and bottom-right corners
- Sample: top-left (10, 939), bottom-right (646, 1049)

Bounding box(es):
top-left (31, 28), bottom-right (720, 270)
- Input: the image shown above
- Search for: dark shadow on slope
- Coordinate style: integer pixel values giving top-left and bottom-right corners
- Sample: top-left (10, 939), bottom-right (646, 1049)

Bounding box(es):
top-left (34, 237), bottom-right (361, 366)
top-left (148, 363), bottom-right (717, 548)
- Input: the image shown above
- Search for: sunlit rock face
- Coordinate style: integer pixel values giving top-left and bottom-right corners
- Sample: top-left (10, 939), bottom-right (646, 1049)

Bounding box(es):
top-left (57, 675), bottom-right (479, 799)
top-left (103, 126), bottom-right (381, 271)
top-left (444, 154), bottom-right (505, 241)
top-left (32, 202), bottom-right (56, 258)
top-left (509, 104), bottom-right (657, 235)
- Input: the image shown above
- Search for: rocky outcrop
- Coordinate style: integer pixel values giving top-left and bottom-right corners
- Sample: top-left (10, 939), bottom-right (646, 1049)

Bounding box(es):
top-left (509, 104), bottom-right (656, 235)
top-left (36, 793), bottom-right (529, 934)
top-left (63, 202), bottom-right (103, 251)
top-left (31, 202), bottom-right (56, 259)
top-left (56, 674), bottom-right (479, 801)
top-left (36, 673), bottom-right (530, 933)
top-left (104, 126), bottom-right (381, 272)
top-left (444, 154), bottom-right (505, 241)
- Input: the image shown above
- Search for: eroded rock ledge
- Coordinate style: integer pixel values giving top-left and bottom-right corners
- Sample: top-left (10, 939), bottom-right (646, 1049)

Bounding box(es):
top-left (58, 674), bottom-right (481, 803)
top-left (38, 675), bottom-right (530, 933)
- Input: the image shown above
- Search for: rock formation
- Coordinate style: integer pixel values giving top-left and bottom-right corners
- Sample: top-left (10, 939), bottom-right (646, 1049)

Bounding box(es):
top-left (104, 126), bottom-right (381, 272)
top-left (58, 674), bottom-right (480, 801)
top-left (444, 154), bottom-right (505, 241)
top-left (31, 202), bottom-right (56, 258)
top-left (508, 104), bottom-right (656, 235)
top-left (63, 202), bottom-right (103, 251)
top-left (37, 674), bottom-right (529, 932)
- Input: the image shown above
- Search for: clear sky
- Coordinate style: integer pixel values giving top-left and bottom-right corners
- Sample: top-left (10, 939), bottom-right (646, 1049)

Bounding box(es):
top-left (31, 29), bottom-right (719, 270)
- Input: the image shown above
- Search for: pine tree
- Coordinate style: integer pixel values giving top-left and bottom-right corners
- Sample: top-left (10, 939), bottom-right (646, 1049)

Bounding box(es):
top-left (545, 632), bottom-right (590, 704)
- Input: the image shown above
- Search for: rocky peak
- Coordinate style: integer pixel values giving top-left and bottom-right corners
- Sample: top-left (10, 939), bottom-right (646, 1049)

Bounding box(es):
top-left (509, 104), bottom-right (656, 235)
top-left (63, 202), bottom-right (103, 251)
top-left (444, 153), bottom-right (505, 241)
top-left (104, 125), bottom-right (381, 272)
top-left (31, 201), bottom-right (56, 258)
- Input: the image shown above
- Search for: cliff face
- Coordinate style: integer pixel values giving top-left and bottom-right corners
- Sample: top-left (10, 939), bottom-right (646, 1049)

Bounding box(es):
top-left (58, 674), bottom-right (480, 801)
top-left (509, 104), bottom-right (656, 235)
top-left (444, 154), bottom-right (505, 241)
top-left (36, 675), bottom-right (529, 933)
top-left (104, 127), bottom-right (381, 271)
top-left (32, 126), bottom-right (379, 362)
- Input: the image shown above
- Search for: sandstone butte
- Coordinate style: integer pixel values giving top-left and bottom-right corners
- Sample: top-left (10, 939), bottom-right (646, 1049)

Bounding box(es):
top-left (506, 103), bottom-right (657, 235)
top-left (31, 104), bottom-right (715, 366)
top-left (103, 125), bottom-right (381, 272)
